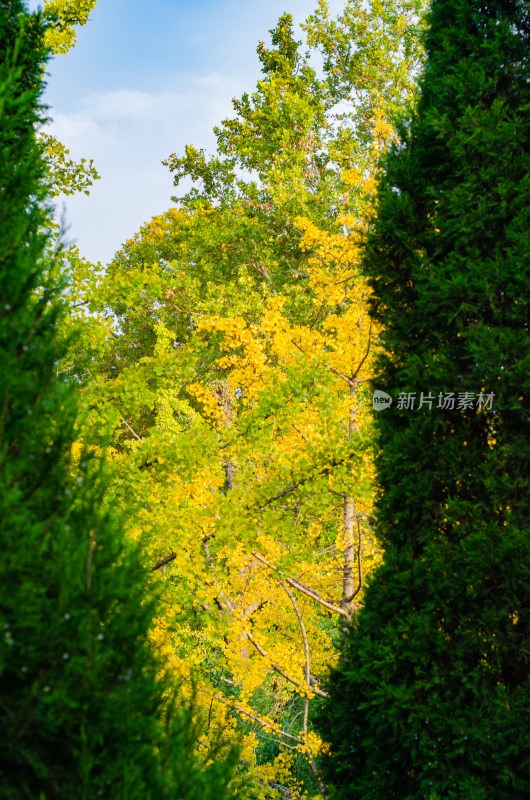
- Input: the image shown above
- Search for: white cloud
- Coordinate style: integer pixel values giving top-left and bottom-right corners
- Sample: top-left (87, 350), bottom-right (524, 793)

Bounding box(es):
top-left (42, 0), bottom-right (352, 267)
top-left (48, 75), bottom-right (243, 265)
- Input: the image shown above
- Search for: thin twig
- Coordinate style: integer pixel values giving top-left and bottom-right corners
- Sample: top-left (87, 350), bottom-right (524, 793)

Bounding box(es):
top-left (120, 416), bottom-right (143, 443)
top-left (151, 552), bottom-right (177, 572)
top-left (343, 517), bottom-right (364, 604)
top-left (251, 551), bottom-right (346, 617)
top-left (254, 452), bottom-right (356, 511)
top-left (277, 579), bottom-right (328, 800)
top-left (288, 333), bottom-right (357, 389)
top-left (292, 422), bottom-right (309, 443)
top-left (247, 632), bottom-right (328, 698)
top-left (351, 317), bottom-right (373, 380)
top-left (198, 688), bottom-right (304, 745)
top-left (327, 487), bottom-right (347, 499)
top-left (257, 482), bottom-right (299, 509)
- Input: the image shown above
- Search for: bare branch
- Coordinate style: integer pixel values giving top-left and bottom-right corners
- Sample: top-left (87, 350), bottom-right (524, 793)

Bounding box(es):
top-left (251, 551), bottom-right (347, 617)
top-left (255, 452), bottom-right (356, 511)
top-left (327, 272), bottom-right (363, 285)
top-left (279, 581), bottom-right (310, 729)
top-left (343, 517), bottom-right (364, 604)
top-left (291, 422), bottom-right (309, 443)
top-left (351, 316), bottom-right (373, 380)
top-left (283, 258), bottom-right (310, 279)
top-left (309, 301), bottom-right (327, 331)
top-left (266, 781), bottom-right (306, 800)
top-left (327, 487), bottom-right (346, 499)
top-left (324, 362), bottom-right (358, 388)
top-left (246, 632), bottom-right (328, 698)
top-left (151, 552), bottom-right (177, 572)
top-left (219, 412), bottom-right (273, 450)
top-left (287, 333), bottom-right (357, 389)
top-left (277, 579), bottom-right (328, 800)
top-left (120, 416), bottom-right (143, 443)
top-left (257, 482), bottom-right (299, 509)
top-left (199, 688), bottom-right (304, 745)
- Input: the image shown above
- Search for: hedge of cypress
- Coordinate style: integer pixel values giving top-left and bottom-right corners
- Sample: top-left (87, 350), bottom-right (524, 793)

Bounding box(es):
top-left (0, 4), bottom-right (238, 798)
top-left (316, 1), bottom-right (530, 797)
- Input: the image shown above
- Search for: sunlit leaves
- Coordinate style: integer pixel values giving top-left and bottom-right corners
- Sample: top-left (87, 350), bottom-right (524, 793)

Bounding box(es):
top-left (68, 2), bottom-right (428, 795)
top-left (42, 0), bottom-right (97, 54)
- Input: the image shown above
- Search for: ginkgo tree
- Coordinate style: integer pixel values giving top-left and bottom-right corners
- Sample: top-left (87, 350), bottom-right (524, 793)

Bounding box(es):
top-left (40, 0), bottom-right (100, 196)
top-left (70, 2), bottom-right (427, 797)
top-left (37, 0), bottom-right (102, 359)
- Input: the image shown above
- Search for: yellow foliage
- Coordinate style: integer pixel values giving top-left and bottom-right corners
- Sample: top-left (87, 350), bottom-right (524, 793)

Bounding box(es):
top-left (70, 14), bottom-right (418, 792)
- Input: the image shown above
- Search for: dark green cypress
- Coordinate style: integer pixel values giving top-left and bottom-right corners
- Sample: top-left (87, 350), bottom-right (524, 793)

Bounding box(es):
top-left (316, 1), bottom-right (530, 798)
top-left (0, 3), bottom-right (238, 798)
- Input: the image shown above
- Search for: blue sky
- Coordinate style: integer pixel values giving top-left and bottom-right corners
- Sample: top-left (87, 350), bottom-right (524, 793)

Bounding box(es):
top-left (30, 0), bottom-right (344, 266)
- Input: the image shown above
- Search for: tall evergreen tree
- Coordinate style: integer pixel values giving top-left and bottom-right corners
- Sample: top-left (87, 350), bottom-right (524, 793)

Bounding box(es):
top-left (316, 1), bottom-right (530, 798)
top-left (0, 3), bottom-right (238, 798)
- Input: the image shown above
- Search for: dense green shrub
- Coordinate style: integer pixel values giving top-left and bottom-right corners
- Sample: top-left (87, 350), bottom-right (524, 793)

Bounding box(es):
top-left (316, 0), bottom-right (530, 797)
top-left (0, 3), bottom-right (238, 798)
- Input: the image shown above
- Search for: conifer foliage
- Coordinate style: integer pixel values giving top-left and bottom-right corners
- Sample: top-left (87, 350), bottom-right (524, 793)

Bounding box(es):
top-left (317, 1), bottom-right (530, 797)
top-left (0, 3), bottom-right (237, 798)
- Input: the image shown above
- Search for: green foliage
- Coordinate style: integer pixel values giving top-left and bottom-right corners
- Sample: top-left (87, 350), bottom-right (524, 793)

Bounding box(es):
top-left (65, 5), bottom-right (427, 796)
top-left (0, 4), bottom-right (239, 798)
top-left (42, 0), bottom-right (97, 54)
top-left (40, 132), bottom-right (100, 197)
top-left (316, 0), bottom-right (530, 797)
top-left (99, 0), bottom-right (427, 384)
top-left (38, 0), bottom-right (101, 201)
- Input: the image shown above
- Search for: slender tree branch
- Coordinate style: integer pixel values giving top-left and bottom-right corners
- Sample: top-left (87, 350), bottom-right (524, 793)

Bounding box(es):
top-left (327, 272), bottom-right (363, 285)
top-left (354, 517), bottom-right (364, 601)
top-left (351, 316), bottom-right (373, 380)
top-left (246, 632), bottom-right (328, 698)
top-left (254, 452), bottom-right (356, 511)
top-left (199, 688), bottom-right (304, 745)
top-left (267, 780), bottom-right (305, 800)
top-left (328, 487), bottom-right (346, 499)
top-left (287, 333), bottom-right (357, 388)
top-left (251, 551), bottom-right (346, 617)
top-left (292, 422), bottom-right (309, 443)
top-left (120, 416), bottom-right (143, 443)
top-left (309, 301), bottom-right (327, 331)
top-left (324, 362), bottom-right (357, 387)
top-left (279, 580), bottom-right (311, 730)
top-left (219, 412), bottom-right (273, 450)
top-left (151, 552), bottom-right (176, 572)
top-left (266, 780), bottom-right (306, 800)
top-left (257, 482), bottom-right (299, 509)
top-left (343, 517), bottom-right (364, 604)
top-left (277, 579), bottom-right (328, 800)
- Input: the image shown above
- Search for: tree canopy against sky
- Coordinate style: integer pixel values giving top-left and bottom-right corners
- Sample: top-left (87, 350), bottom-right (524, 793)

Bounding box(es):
top-left (65, 2), bottom-right (428, 797)
top-left (5, 0), bottom-right (526, 798)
